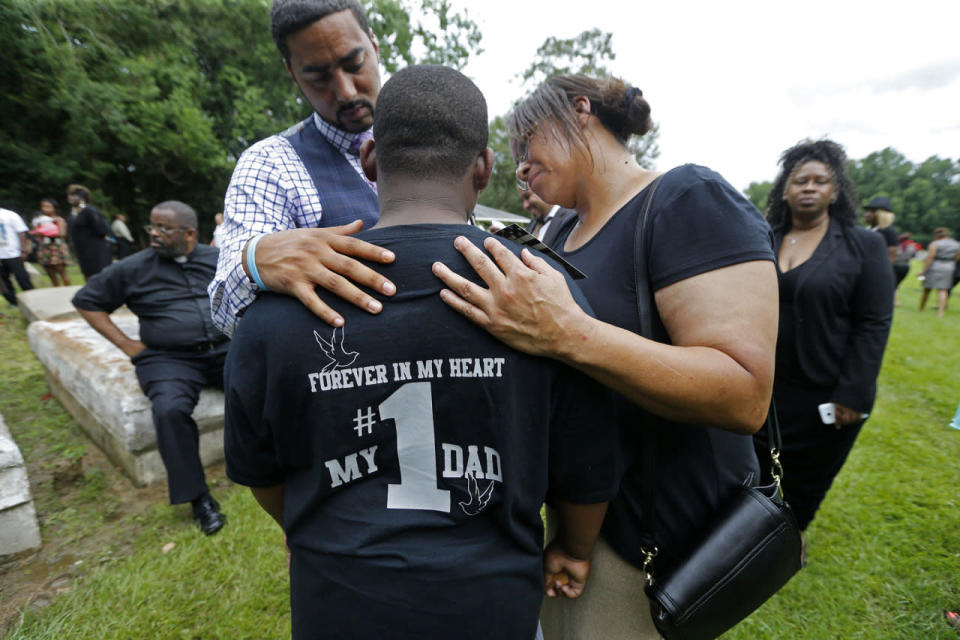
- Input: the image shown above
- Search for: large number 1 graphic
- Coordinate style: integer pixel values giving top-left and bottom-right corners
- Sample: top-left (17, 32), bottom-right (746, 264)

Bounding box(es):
top-left (379, 382), bottom-right (451, 512)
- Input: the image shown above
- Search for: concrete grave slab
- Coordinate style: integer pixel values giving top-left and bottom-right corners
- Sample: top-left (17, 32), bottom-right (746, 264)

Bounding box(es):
top-left (0, 412), bottom-right (42, 555)
top-left (24, 262), bottom-right (43, 289)
top-left (17, 285), bottom-right (133, 324)
top-left (27, 318), bottom-right (225, 487)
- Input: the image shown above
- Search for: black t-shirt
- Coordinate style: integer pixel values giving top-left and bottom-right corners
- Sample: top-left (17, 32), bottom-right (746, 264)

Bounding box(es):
top-left (224, 224), bottom-right (620, 640)
top-left (67, 205), bottom-right (113, 275)
top-left (878, 225), bottom-right (898, 271)
top-left (875, 225), bottom-right (898, 248)
top-left (549, 164), bottom-right (775, 572)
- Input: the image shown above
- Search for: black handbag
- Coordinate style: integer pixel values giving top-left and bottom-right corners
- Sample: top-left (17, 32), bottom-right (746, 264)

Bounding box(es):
top-left (631, 177), bottom-right (802, 640)
top-left (640, 409), bottom-right (802, 640)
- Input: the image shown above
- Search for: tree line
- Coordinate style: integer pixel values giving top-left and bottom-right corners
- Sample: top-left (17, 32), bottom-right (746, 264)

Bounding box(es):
top-left (478, 28), bottom-right (660, 216)
top-left (0, 0), bottom-right (480, 241)
top-left (3, 0), bottom-right (954, 245)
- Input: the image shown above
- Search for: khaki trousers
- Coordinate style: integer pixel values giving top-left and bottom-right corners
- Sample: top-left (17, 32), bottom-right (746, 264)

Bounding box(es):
top-left (540, 509), bottom-right (661, 640)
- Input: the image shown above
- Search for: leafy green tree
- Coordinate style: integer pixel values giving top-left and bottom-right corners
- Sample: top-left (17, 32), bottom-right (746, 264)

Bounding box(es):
top-left (518, 28), bottom-right (660, 170)
top-left (519, 28), bottom-right (616, 86)
top-left (365, 0), bottom-right (482, 72)
top-left (480, 28), bottom-right (660, 214)
top-left (744, 181), bottom-right (773, 213)
top-left (848, 148), bottom-right (914, 201)
top-left (0, 0), bottom-right (481, 240)
top-left (2, 0), bottom-right (290, 237)
top-left (848, 149), bottom-right (960, 243)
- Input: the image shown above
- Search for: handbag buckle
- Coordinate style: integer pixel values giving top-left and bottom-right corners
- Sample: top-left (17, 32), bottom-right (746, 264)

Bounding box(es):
top-left (641, 545), bottom-right (658, 586)
top-left (770, 447), bottom-right (785, 498)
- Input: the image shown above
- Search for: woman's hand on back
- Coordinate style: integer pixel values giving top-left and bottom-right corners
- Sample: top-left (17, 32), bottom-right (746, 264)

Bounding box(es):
top-left (432, 235), bottom-right (590, 358)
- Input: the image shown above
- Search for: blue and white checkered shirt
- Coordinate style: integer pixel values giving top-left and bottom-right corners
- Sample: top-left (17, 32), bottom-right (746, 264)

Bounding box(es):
top-left (209, 113), bottom-right (377, 335)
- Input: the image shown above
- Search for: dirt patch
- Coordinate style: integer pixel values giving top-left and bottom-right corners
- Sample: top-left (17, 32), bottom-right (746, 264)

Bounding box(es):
top-left (50, 457), bottom-right (84, 492)
top-left (0, 433), bottom-right (230, 636)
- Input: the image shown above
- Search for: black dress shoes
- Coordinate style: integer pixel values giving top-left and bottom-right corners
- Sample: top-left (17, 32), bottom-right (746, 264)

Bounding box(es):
top-left (191, 493), bottom-right (226, 536)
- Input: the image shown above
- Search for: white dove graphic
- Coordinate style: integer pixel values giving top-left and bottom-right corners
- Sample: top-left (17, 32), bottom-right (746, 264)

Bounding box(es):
top-left (458, 470), bottom-right (495, 516)
top-left (314, 327), bottom-right (359, 372)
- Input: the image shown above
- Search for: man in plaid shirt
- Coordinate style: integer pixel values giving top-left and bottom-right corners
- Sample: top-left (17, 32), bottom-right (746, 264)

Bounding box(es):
top-left (210, 0), bottom-right (397, 336)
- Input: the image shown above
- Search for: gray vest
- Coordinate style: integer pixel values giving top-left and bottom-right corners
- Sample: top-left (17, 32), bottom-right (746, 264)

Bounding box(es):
top-left (282, 117), bottom-right (379, 229)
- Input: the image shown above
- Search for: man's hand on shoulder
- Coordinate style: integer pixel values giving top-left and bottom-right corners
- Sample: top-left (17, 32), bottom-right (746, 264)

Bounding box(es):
top-left (243, 220), bottom-right (397, 327)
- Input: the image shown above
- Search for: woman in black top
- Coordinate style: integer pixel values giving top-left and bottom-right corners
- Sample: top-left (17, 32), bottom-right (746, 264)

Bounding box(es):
top-left (432, 74), bottom-right (778, 638)
top-left (66, 184), bottom-right (112, 280)
top-left (754, 140), bottom-right (893, 554)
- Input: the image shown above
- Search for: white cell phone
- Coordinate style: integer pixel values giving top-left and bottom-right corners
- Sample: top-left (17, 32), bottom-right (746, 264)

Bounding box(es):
top-left (818, 402), bottom-right (836, 425)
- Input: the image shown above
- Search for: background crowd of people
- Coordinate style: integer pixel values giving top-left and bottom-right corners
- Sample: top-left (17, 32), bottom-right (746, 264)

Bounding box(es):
top-left (1, 178), bottom-right (954, 318)
top-left (0, 187), bottom-right (226, 305)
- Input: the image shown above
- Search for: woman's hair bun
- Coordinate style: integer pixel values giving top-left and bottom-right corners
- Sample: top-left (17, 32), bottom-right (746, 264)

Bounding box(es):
top-left (621, 85), bottom-right (652, 136)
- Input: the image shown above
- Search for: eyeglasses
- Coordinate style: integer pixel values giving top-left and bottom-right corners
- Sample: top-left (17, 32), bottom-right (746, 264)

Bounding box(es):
top-left (144, 224), bottom-right (188, 236)
top-left (513, 131), bottom-right (533, 191)
top-left (516, 172), bottom-right (530, 192)
top-left (514, 142), bottom-right (531, 191)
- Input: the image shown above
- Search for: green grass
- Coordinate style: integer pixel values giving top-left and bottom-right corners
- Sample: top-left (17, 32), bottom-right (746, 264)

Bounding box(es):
top-left (0, 266), bottom-right (290, 639)
top-left (8, 489), bottom-right (290, 640)
top-left (3, 263), bottom-right (960, 639)
top-left (726, 269), bottom-right (960, 639)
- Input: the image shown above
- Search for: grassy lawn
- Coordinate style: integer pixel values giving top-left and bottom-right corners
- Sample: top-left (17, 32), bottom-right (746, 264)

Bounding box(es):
top-left (2, 263), bottom-right (959, 639)
top-left (730, 269), bottom-right (960, 640)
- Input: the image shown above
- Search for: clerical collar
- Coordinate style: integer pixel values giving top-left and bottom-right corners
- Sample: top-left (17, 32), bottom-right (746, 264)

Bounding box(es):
top-left (174, 255), bottom-right (188, 264)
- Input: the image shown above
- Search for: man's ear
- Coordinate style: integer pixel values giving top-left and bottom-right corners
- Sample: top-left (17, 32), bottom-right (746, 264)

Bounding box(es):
top-left (360, 138), bottom-right (377, 182)
top-left (473, 148), bottom-right (495, 191)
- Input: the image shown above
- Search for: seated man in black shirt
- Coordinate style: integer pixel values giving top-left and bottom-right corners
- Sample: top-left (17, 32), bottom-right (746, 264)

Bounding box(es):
top-left (223, 65), bottom-right (620, 639)
top-left (73, 200), bottom-right (227, 535)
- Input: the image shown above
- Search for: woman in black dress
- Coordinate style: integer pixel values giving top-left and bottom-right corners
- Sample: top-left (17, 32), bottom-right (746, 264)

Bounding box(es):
top-left (754, 139), bottom-right (894, 558)
top-left (65, 184), bottom-right (112, 280)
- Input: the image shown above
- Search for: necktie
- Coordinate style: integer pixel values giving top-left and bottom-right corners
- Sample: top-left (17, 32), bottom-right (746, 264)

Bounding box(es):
top-left (532, 214), bottom-right (552, 236)
top-left (348, 130), bottom-right (374, 156)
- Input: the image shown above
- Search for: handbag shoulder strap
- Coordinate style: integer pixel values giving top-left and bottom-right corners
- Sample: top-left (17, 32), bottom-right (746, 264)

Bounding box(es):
top-left (632, 175), bottom-right (663, 339)
top-left (766, 398), bottom-right (786, 498)
top-left (631, 174), bottom-right (785, 584)
top-left (630, 175), bottom-right (664, 583)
